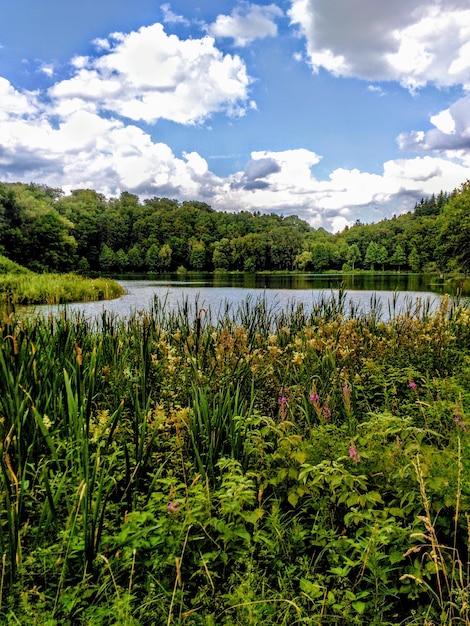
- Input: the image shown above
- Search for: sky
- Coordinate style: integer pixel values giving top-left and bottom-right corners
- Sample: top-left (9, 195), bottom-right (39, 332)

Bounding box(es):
top-left (1, 1), bottom-right (470, 232)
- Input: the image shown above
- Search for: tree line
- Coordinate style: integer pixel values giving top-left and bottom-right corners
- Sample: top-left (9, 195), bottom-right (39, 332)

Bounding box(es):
top-left (0, 180), bottom-right (469, 274)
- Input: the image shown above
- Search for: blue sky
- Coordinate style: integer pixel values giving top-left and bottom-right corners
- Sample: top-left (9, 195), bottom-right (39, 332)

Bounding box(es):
top-left (1, 0), bottom-right (470, 231)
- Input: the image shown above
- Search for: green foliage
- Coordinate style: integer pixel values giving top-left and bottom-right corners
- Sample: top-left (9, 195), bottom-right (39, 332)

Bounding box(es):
top-left (1, 179), bottom-right (470, 274)
top-left (0, 294), bottom-right (469, 623)
top-left (438, 180), bottom-right (470, 273)
top-left (0, 255), bottom-right (32, 275)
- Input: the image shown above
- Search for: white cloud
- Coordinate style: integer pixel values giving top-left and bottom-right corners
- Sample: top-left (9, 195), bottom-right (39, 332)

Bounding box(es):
top-left (217, 150), bottom-right (469, 230)
top-left (398, 94), bottom-right (470, 153)
top-left (208, 3), bottom-right (284, 47)
top-left (0, 78), bottom-right (39, 121)
top-left (161, 3), bottom-right (190, 26)
top-left (289, 0), bottom-right (470, 89)
top-left (49, 23), bottom-right (252, 125)
top-left (367, 85), bottom-right (385, 97)
top-left (0, 95), bottom-right (468, 232)
top-left (430, 110), bottom-right (456, 135)
top-left (92, 38), bottom-right (112, 52)
top-left (39, 64), bottom-right (54, 77)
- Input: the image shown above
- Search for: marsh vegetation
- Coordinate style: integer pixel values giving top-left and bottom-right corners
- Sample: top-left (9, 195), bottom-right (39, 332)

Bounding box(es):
top-left (0, 292), bottom-right (469, 624)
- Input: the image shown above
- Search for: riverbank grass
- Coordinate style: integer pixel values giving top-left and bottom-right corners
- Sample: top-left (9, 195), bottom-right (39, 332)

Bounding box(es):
top-left (0, 255), bottom-right (124, 304)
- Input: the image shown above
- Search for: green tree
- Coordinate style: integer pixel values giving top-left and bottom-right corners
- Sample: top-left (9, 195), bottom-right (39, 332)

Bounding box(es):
top-left (390, 243), bottom-right (407, 271)
top-left (346, 243), bottom-right (361, 271)
top-left (295, 250), bottom-right (312, 271)
top-left (438, 180), bottom-right (470, 273)
top-left (56, 188), bottom-right (107, 270)
top-left (213, 238), bottom-right (231, 270)
top-left (310, 243), bottom-right (330, 272)
top-left (128, 245), bottom-right (144, 271)
top-left (146, 243), bottom-right (160, 272)
top-left (376, 245), bottom-right (388, 271)
top-left (408, 247), bottom-right (421, 272)
top-left (99, 244), bottom-right (116, 272)
top-left (189, 238), bottom-right (206, 270)
top-left (158, 243), bottom-right (172, 271)
top-left (115, 248), bottom-right (129, 272)
top-left (269, 227), bottom-right (303, 270)
top-left (364, 241), bottom-right (380, 270)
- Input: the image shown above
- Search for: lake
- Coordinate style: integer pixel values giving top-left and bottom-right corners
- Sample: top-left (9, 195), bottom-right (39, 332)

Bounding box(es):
top-left (21, 272), bottom-right (466, 322)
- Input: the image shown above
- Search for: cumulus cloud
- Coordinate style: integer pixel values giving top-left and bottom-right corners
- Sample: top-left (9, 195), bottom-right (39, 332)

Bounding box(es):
top-left (207, 3), bottom-right (284, 47)
top-left (217, 150), bottom-right (469, 230)
top-left (233, 157), bottom-right (282, 189)
top-left (1, 90), bottom-right (468, 231)
top-left (289, 0), bottom-right (470, 89)
top-left (49, 23), bottom-right (252, 125)
top-left (398, 94), bottom-right (470, 155)
top-left (0, 78), bottom-right (40, 120)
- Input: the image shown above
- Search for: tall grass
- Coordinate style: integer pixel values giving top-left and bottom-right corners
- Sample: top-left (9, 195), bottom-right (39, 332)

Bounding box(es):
top-left (0, 292), bottom-right (469, 624)
top-left (0, 272), bottom-right (124, 305)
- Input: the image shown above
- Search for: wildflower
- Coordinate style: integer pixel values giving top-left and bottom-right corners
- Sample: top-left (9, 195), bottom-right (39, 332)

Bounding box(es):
top-left (167, 501), bottom-right (180, 514)
top-left (409, 381), bottom-right (416, 389)
top-left (279, 395), bottom-right (287, 421)
top-left (292, 351), bottom-right (304, 365)
top-left (309, 392), bottom-right (319, 404)
top-left (349, 441), bottom-right (360, 463)
top-left (394, 436), bottom-right (403, 452)
top-left (454, 417), bottom-right (467, 432)
top-left (322, 406), bottom-right (331, 420)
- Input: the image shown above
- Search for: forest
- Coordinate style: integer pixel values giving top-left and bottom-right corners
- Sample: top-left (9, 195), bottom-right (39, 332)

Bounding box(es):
top-left (0, 179), bottom-right (469, 275)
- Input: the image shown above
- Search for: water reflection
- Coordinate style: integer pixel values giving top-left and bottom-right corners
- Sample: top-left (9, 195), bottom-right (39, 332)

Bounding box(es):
top-left (149, 272), bottom-right (457, 294)
top-left (17, 272), bottom-right (458, 322)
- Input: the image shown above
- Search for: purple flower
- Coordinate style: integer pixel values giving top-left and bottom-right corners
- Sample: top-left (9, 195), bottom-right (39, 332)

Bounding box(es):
top-left (454, 416), bottom-right (467, 432)
top-left (409, 381), bottom-right (416, 389)
top-left (167, 501), bottom-right (180, 514)
top-left (310, 392), bottom-right (319, 403)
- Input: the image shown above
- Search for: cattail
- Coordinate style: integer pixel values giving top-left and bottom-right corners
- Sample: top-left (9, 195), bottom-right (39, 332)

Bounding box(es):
top-left (74, 341), bottom-right (83, 365)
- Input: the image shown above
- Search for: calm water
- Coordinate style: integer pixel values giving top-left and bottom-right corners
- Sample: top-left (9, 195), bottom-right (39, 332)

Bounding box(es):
top-left (21, 273), bottom-right (465, 322)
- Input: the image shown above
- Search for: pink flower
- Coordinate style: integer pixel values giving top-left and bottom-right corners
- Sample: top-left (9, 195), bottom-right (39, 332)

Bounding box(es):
top-left (278, 394), bottom-right (288, 421)
top-left (310, 392), bottom-right (319, 403)
top-left (409, 381), bottom-right (416, 389)
top-left (349, 442), bottom-right (360, 463)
